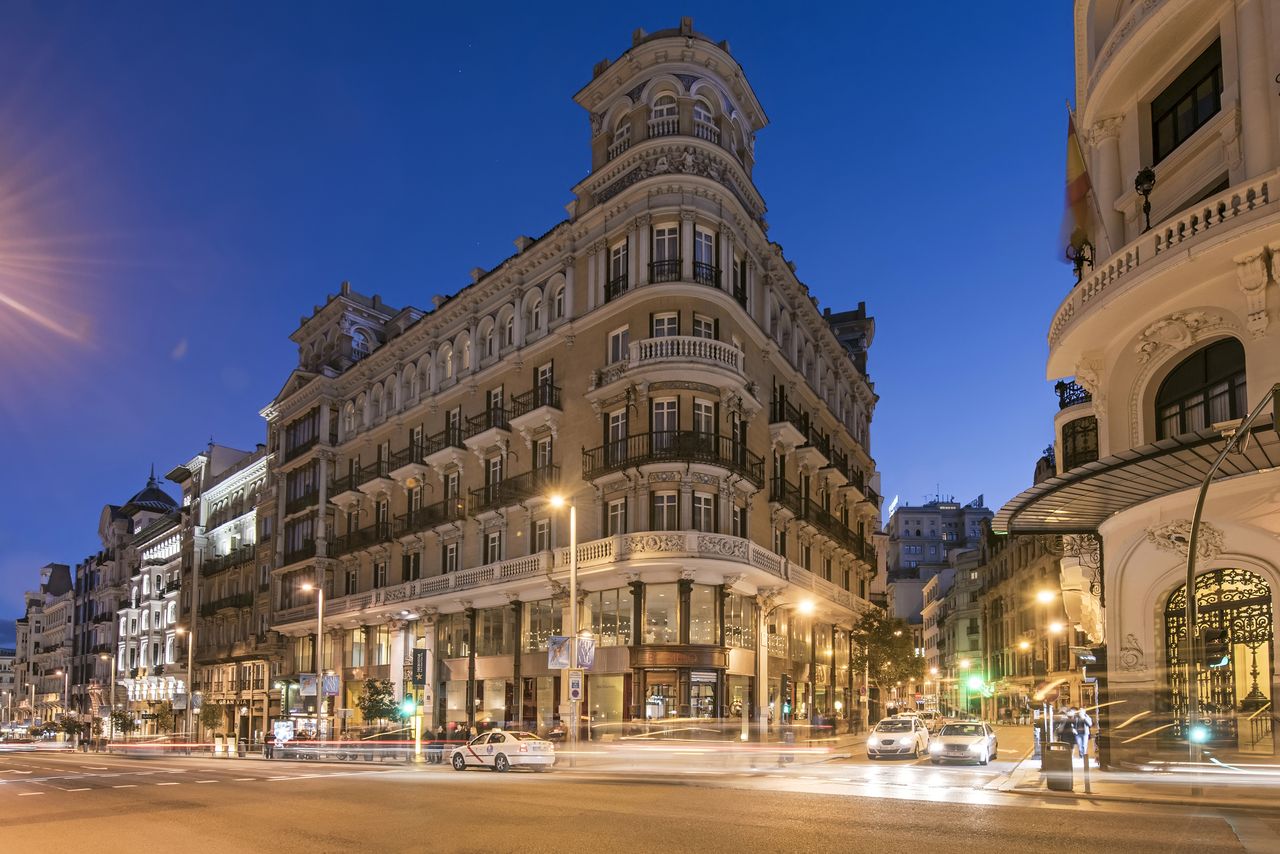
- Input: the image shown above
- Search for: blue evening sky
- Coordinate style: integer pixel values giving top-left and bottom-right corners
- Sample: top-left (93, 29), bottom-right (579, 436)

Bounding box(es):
top-left (0, 2), bottom-right (1074, 639)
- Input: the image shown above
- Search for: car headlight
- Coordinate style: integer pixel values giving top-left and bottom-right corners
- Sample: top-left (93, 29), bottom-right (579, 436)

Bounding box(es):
top-left (929, 743), bottom-right (942, 753)
top-left (867, 737), bottom-right (879, 747)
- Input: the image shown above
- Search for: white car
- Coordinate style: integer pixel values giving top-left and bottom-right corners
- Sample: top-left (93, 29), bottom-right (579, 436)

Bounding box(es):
top-left (450, 730), bottom-right (555, 772)
top-left (867, 716), bottom-right (930, 759)
top-left (929, 721), bottom-right (999, 765)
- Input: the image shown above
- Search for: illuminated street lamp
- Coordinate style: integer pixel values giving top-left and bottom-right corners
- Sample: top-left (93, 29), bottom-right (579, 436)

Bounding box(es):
top-left (99, 652), bottom-right (115, 741)
top-left (1035, 589), bottom-right (1056, 604)
top-left (300, 580), bottom-right (326, 743)
top-left (547, 493), bottom-right (580, 764)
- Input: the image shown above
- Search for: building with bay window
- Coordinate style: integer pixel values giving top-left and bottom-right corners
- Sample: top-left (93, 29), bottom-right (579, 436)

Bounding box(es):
top-left (266, 19), bottom-right (882, 738)
top-left (997, 1), bottom-right (1280, 761)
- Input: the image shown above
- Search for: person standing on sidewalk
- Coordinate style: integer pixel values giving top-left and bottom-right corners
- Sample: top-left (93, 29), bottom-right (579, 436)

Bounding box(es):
top-left (1072, 706), bottom-right (1093, 764)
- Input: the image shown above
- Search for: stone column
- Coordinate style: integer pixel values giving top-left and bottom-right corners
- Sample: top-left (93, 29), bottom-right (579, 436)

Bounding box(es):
top-left (510, 600), bottom-right (522, 730)
top-left (1089, 117), bottom-right (1124, 253)
top-left (1235, 0), bottom-right (1274, 179)
top-left (627, 221), bottom-right (640, 286)
top-left (275, 474), bottom-right (287, 566)
top-left (680, 212), bottom-right (696, 281)
top-left (635, 214), bottom-right (651, 286)
top-left (315, 453), bottom-right (330, 560)
top-left (562, 257), bottom-right (575, 321)
top-left (586, 241), bottom-right (600, 312)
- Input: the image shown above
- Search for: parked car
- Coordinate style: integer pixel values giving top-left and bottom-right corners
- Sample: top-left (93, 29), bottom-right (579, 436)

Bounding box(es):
top-left (866, 716), bottom-right (930, 760)
top-left (929, 721), bottom-right (999, 765)
top-left (450, 730), bottom-right (555, 772)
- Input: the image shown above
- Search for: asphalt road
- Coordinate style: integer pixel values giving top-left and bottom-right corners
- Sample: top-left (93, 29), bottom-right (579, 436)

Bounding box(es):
top-left (1, 748), bottom-right (1274, 853)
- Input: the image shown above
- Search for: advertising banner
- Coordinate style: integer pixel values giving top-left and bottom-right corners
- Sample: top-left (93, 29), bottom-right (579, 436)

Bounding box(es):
top-left (300, 673), bottom-right (318, 697)
top-left (547, 636), bottom-right (571, 669)
top-left (322, 675), bottom-right (341, 697)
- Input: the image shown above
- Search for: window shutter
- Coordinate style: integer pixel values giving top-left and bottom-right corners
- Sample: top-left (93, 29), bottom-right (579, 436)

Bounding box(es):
top-left (713, 317), bottom-right (720, 340)
top-left (649, 312), bottom-right (655, 337)
top-left (676, 310), bottom-right (682, 335)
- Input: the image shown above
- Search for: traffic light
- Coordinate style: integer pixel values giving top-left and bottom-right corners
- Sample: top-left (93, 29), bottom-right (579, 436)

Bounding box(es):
top-left (1203, 628), bottom-right (1230, 669)
top-left (779, 675), bottom-right (792, 718)
top-left (399, 695), bottom-right (417, 717)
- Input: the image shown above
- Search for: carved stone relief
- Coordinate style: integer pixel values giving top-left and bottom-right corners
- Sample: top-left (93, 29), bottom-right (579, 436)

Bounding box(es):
top-left (1144, 519), bottom-right (1225, 560)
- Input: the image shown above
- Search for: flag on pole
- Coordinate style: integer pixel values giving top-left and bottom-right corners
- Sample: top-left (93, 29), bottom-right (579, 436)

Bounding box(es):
top-left (1060, 112), bottom-right (1093, 259)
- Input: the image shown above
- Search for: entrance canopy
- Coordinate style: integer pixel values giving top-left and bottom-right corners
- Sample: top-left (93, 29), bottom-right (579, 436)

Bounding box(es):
top-left (994, 420), bottom-right (1280, 535)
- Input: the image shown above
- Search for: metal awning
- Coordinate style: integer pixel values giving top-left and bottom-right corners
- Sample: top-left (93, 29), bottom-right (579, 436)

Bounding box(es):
top-left (994, 420), bottom-right (1280, 535)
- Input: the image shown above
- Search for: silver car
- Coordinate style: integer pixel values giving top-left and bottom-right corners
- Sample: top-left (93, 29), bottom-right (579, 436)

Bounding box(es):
top-left (928, 721), bottom-right (998, 765)
top-left (866, 716), bottom-right (930, 759)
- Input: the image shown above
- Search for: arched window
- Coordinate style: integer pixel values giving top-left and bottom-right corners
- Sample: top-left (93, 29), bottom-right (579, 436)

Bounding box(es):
top-left (351, 330), bottom-right (370, 361)
top-left (551, 285), bottom-right (565, 321)
top-left (485, 329), bottom-right (495, 358)
top-left (692, 99), bottom-right (713, 126)
top-left (461, 340), bottom-right (472, 371)
top-left (613, 117), bottom-right (631, 150)
top-left (503, 316), bottom-right (514, 348)
top-left (441, 345), bottom-right (454, 380)
top-left (652, 94), bottom-right (677, 118)
top-left (1061, 415), bottom-right (1099, 470)
top-left (343, 402), bottom-right (356, 436)
top-left (529, 297), bottom-right (543, 333)
top-left (1155, 339), bottom-right (1246, 438)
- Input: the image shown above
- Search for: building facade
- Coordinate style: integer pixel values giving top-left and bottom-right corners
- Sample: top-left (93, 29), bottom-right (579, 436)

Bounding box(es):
top-left (0, 647), bottom-right (14, 731)
top-left (264, 19), bottom-right (882, 739)
top-left (998, 0), bottom-right (1280, 760)
top-left (168, 443), bottom-right (280, 743)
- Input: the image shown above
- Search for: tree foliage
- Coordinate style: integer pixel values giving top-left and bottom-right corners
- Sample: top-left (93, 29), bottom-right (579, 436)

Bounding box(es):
top-left (110, 710), bottom-right (137, 738)
top-left (198, 702), bottom-right (222, 734)
top-left (154, 701), bottom-right (175, 733)
top-left (850, 610), bottom-right (924, 690)
top-left (356, 679), bottom-right (400, 724)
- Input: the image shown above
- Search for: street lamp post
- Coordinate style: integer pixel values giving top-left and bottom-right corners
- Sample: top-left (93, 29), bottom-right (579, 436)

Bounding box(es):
top-left (301, 580), bottom-right (326, 744)
top-left (549, 495), bottom-right (579, 765)
top-left (99, 653), bottom-right (114, 745)
top-left (175, 626), bottom-right (195, 739)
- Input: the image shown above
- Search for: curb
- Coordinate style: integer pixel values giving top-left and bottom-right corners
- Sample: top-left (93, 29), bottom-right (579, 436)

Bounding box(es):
top-left (999, 782), bottom-right (1280, 814)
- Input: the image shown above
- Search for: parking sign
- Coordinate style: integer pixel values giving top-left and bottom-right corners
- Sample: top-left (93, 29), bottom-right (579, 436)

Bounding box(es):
top-left (567, 669), bottom-right (584, 702)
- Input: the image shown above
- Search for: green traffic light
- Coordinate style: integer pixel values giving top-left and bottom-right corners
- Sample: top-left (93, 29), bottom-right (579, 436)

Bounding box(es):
top-left (400, 697), bottom-right (416, 716)
top-left (1189, 724), bottom-right (1210, 744)
top-left (966, 675), bottom-right (983, 691)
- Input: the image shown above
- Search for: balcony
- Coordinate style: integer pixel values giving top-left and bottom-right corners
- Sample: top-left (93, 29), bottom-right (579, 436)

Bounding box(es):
top-left (583, 432), bottom-right (764, 486)
top-left (606, 135), bottom-right (631, 161)
top-left (692, 261), bottom-right (720, 287)
top-left (649, 258), bottom-right (681, 284)
top-left (604, 273), bottom-right (629, 303)
top-left (768, 397), bottom-right (809, 449)
top-left (332, 522), bottom-right (393, 558)
top-left (647, 116), bottom-right (678, 139)
top-left (329, 472), bottom-right (363, 508)
top-left (463, 407), bottom-right (511, 452)
top-left (198, 592), bottom-right (254, 618)
top-left (282, 540), bottom-right (319, 567)
top-left (423, 426), bottom-right (467, 470)
top-left (284, 490), bottom-right (319, 516)
top-left (768, 477), bottom-right (805, 520)
top-left (509, 384), bottom-right (563, 440)
top-left (388, 443), bottom-right (430, 484)
top-left (589, 336), bottom-right (748, 394)
top-left (693, 119), bottom-right (720, 144)
top-left (394, 499), bottom-right (466, 538)
top-left (469, 466), bottom-right (561, 514)
top-left (1048, 166), bottom-right (1279, 364)
top-left (357, 459), bottom-right (396, 497)
top-left (283, 435), bottom-right (319, 463)
top-left (1055, 380), bottom-right (1092, 410)
top-left (203, 544), bottom-right (257, 577)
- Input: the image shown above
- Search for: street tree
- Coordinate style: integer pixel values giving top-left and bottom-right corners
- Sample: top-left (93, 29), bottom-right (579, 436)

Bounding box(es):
top-left (355, 678), bottom-right (400, 726)
top-left (110, 710), bottom-right (137, 740)
top-left (198, 702), bottom-right (222, 736)
top-left (154, 701), bottom-right (175, 733)
top-left (850, 610), bottom-right (924, 696)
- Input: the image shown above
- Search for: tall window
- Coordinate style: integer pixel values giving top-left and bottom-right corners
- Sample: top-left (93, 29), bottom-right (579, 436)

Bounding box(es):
top-left (651, 94), bottom-right (677, 119)
top-left (608, 327), bottom-right (629, 364)
top-left (1061, 415), bottom-right (1099, 470)
top-left (692, 399), bottom-right (715, 436)
top-left (607, 498), bottom-right (628, 535)
top-left (1155, 338), bottom-right (1246, 438)
top-left (534, 437), bottom-right (554, 471)
top-left (442, 541), bottom-right (459, 573)
top-left (652, 492), bottom-right (678, 531)
top-left (345, 568), bottom-right (358, 596)
top-left (653, 225), bottom-right (679, 263)
top-left (532, 518), bottom-right (551, 552)
top-left (1152, 40), bottom-right (1222, 165)
top-left (485, 531), bottom-right (503, 564)
top-left (692, 492), bottom-right (715, 533)
top-left (644, 583), bottom-right (678, 643)
top-left (693, 228), bottom-right (716, 285)
top-left (372, 561), bottom-right (387, 589)
top-left (689, 584), bottom-right (719, 644)
top-left (587, 587), bottom-right (634, 647)
top-left (608, 241), bottom-right (629, 294)
top-left (652, 399), bottom-right (677, 449)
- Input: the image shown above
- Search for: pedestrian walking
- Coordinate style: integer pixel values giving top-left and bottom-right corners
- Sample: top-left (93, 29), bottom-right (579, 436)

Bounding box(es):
top-left (1056, 708), bottom-right (1077, 744)
top-left (263, 731), bottom-right (275, 759)
top-left (1072, 706), bottom-right (1093, 764)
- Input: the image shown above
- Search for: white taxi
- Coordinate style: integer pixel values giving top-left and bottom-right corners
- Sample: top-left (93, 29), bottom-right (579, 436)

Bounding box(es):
top-left (450, 730), bottom-right (555, 772)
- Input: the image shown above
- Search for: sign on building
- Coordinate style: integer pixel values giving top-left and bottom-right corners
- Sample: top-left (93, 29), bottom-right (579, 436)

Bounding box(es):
top-left (576, 637), bottom-right (596, 670)
top-left (300, 673), bottom-right (318, 697)
top-left (567, 669), bottom-right (584, 702)
top-left (547, 636), bottom-right (571, 669)
top-left (411, 649), bottom-right (428, 687)
top-left (322, 674), bottom-right (341, 697)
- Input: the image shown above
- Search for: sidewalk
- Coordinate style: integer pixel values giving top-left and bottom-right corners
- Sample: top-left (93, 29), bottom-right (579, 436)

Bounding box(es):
top-left (1001, 747), bottom-right (1280, 811)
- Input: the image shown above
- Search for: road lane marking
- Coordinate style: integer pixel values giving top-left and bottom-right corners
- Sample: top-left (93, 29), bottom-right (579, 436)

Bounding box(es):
top-left (82, 766), bottom-right (109, 770)
top-left (18, 792), bottom-right (43, 797)
top-left (195, 780), bottom-right (218, 784)
top-left (112, 785), bottom-right (136, 789)
top-left (155, 782), bottom-right (179, 786)
top-left (234, 777), bottom-right (255, 781)
top-left (66, 788), bottom-right (90, 792)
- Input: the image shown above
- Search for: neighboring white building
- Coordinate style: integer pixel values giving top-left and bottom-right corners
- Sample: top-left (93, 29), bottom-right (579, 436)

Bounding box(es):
top-left (998, 0), bottom-right (1280, 761)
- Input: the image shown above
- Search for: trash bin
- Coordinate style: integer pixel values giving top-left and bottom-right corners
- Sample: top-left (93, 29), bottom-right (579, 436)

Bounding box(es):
top-left (1043, 742), bottom-right (1074, 792)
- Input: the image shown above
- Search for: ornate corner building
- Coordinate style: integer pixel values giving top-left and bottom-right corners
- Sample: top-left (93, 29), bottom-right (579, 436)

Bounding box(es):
top-left (261, 19), bottom-right (883, 737)
top-left (997, 0), bottom-right (1280, 761)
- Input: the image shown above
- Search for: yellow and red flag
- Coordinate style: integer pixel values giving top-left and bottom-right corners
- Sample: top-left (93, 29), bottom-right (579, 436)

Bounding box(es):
top-left (1060, 112), bottom-right (1093, 257)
